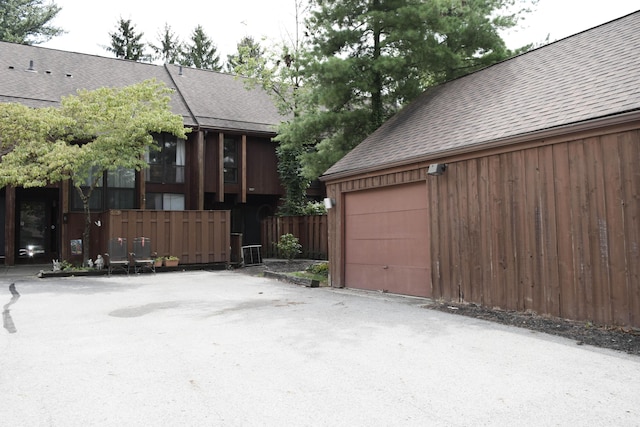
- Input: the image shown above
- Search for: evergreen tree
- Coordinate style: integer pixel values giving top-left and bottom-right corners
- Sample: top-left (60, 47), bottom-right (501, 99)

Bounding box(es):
top-left (180, 25), bottom-right (222, 71)
top-left (0, 0), bottom-right (63, 44)
top-left (290, 0), bottom-right (536, 179)
top-left (106, 18), bottom-right (148, 61)
top-left (150, 23), bottom-right (182, 64)
top-left (226, 36), bottom-right (265, 74)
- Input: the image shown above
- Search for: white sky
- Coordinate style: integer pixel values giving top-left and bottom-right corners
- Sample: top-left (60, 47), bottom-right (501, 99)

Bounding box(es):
top-left (40, 0), bottom-right (639, 61)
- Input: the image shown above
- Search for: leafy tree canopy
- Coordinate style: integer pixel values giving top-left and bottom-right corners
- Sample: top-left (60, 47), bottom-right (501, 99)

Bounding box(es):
top-left (180, 25), bottom-right (222, 71)
top-left (0, 79), bottom-right (190, 261)
top-left (0, 0), bottom-right (63, 44)
top-left (280, 0), bottom-right (537, 179)
top-left (106, 17), bottom-right (148, 61)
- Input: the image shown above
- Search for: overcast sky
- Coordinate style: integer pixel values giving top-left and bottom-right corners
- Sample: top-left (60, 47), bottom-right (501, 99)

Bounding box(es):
top-left (40, 0), bottom-right (639, 62)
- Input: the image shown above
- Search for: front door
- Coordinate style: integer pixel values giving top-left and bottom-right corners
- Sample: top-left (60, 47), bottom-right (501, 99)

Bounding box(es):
top-left (16, 189), bottom-right (59, 262)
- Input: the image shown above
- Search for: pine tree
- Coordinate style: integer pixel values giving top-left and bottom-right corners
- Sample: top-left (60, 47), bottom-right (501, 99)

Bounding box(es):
top-left (106, 18), bottom-right (148, 61)
top-left (180, 25), bottom-right (222, 71)
top-left (292, 0), bottom-right (536, 179)
top-left (150, 23), bottom-right (182, 64)
top-left (226, 36), bottom-right (265, 74)
top-left (0, 0), bottom-right (63, 44)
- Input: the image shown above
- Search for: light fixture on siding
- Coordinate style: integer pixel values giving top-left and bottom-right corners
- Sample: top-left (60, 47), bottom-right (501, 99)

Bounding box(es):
top-left (427, 163), bottom-right (447, 176)
top-left (323, 197), bottom-right (335, 209)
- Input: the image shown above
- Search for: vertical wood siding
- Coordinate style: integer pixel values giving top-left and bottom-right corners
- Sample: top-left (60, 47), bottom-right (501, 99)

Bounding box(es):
top-left (105, 210), bottom-right (230, 264)
top-left (427, 130), bottom-right (640, 326)
top-left (261, 215), bottom-right (328, 260)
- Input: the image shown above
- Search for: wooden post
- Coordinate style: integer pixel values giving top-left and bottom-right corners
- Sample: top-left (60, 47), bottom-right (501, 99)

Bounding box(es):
top-left (4, 186), bottom-right (15, 265)
top-left (241, 134), bottom-right (247, 203)
top-left (218, 133), bottom-right (224, 202)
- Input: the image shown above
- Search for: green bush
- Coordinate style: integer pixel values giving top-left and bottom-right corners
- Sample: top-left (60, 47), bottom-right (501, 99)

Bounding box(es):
top-left (307, 262), bottom-right (329, 277)
top-left (275, 233), bottom-right (302, 260)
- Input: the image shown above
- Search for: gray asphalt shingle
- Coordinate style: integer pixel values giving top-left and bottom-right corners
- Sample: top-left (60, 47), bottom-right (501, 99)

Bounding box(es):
top-left (0, 42), bottom-right (283, 133)
top-left (323, 11), bottom-right (640, 178)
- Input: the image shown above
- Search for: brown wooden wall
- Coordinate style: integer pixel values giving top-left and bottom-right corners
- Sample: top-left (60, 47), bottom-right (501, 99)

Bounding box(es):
top-left (326, 126), bottom-right (640, 327)
top-left (261, 215), bottom-right (328, 260)
top-left (246, 138), bottom-right (281, 195)
top-left (105, 210), bottom-right (230, 264)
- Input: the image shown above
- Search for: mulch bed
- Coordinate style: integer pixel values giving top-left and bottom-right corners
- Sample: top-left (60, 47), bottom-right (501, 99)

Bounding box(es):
top-left (427, 300), bottom-right (640, 356)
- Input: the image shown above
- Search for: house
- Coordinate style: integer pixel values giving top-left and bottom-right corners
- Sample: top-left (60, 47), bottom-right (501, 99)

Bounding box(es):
top-left (320, 12), bottom-right (640, 327)
top-left (0, 41), bottom-right (305, 265)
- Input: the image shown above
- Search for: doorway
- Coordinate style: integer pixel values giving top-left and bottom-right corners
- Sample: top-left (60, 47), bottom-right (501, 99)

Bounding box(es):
top-left (16, 189), bottom-right (59, 262)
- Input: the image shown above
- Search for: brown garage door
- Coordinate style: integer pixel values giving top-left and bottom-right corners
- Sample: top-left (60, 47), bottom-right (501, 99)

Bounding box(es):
top-left (344, 182), bottom-right (431, 297)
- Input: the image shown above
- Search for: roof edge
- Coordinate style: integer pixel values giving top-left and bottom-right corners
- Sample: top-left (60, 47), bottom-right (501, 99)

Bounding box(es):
top-left (321, 110), bottom-right (640, 182)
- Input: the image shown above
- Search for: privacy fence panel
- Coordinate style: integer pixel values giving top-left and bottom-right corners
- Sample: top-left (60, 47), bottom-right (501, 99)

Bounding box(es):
top-left (427, 129), bottom-right (640, 327)
top-left (261, 215), bottom-right (328, 260)
top-left (105, 210), bottom-right (230, 264)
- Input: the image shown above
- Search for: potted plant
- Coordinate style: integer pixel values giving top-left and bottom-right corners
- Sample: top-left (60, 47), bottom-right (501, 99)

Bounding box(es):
top-left (153, 257), bottom-right (164, 268)
top-left (164, 256), bottom-right (179, 267)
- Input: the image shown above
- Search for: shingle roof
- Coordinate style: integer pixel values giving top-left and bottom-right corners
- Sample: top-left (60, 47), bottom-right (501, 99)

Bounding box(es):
top-left (323, 11), bottom-right (640, 178)
top-left (0, 42), bottom-right (283, 134)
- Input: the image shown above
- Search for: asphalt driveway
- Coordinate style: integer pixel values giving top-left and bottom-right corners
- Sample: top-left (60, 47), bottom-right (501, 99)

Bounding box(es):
top-left (1, 270), bottom-right (639, 426)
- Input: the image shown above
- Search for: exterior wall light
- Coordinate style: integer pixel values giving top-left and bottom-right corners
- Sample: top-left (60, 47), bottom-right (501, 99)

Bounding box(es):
top-left (427, 163), bottom-right (447, 176)
top-left (323, 197), bottom-right (336, 209)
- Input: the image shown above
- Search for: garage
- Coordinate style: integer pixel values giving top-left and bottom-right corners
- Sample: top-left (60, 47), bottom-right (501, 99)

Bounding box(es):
top-left (344, 182), bottom-right (431, 297)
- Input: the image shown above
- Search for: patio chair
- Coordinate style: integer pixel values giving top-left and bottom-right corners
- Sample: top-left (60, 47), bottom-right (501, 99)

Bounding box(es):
top-left (131, 237), bottom-right (156, 274)
top-left (105, 238), bottom-right (130, 275)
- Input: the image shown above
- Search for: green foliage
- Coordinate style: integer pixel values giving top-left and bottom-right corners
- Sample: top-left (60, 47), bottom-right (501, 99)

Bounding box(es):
top-left (276, 144), bottom-right (310, 216)
top-left (180, 25), bottom-right (222, 71)
top-left (226, 36), bottom-right (265, 74)
top-left (300, 201), bottom-right (326, 216)
top-left (0, 79), bottom-right (190, 263)
top-left (106, 18), bottom-right (148, 61)
top-left (0, 0), bottom-right (63, 44)
top-left (306, 262), bottom-right (329, 277)
top-left (275, 233), bottom-right (302, 260)
top-left (277, 0), bottom-right (537, 180)
top-left (149, 22), bottom-right (183, 64)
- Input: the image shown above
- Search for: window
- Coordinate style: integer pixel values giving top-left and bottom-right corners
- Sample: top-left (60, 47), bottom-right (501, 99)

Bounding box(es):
top-left (70, 167), bottom-right (103, 211)
top-left (146, 133), bottom-right (185, 183)
top-left (145, 193), bottom-right (185, 210)
top-left (223, 137), bottom-right (238, 183)
top-left (71, 167), bottom-right (135, 211)
top-left (106, 167), bottom-right (135, 209)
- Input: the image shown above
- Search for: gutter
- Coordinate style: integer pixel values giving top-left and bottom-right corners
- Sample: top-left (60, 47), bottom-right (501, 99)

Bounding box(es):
top-left (320, 109), bottom-right (640, 182)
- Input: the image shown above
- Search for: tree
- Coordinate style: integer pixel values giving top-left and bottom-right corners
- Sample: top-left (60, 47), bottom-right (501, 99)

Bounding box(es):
top-left (106, 17), bottom-right (148, 61)
top-left (0, 80), bottom-right (190, 264)
top-left (288, 0), bottom-right (536, 179)
top-left (180, 25), bottom-right (222, 71)
top-left (150, 22), bottom-right (183, 64)
top-left (233, 1), bottom-right (311, 215)
top-left (226, 36), bottom-right (265, 74)
top-left (0, 0), bottom-right (63, 44)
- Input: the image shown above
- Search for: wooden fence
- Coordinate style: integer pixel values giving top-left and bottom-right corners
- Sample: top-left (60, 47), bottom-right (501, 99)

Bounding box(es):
top-left (261, 215), bottom-right (328, 260)
top-left (105, 210), bottom-right (230, 264)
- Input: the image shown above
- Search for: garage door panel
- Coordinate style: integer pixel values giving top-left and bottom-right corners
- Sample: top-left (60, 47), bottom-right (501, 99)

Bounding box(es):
top-left (345, 264), bottom-right (430, 297)
top-left (346, 209), bottom-right (428, 241)
top-left (346, 238), bottom-right (428, 266)
top-left (344, 182), bottom-right (431, 298)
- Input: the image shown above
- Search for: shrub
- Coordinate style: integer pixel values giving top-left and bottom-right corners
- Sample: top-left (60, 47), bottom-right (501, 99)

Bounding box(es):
top-left (307, 262), bottom-right (329, 277)
top-left (275, 233), bottom-right (302, 260)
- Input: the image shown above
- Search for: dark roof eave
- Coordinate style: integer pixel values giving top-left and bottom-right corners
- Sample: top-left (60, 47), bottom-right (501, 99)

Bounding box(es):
top-left (320, 109), bottom-right (640, 183)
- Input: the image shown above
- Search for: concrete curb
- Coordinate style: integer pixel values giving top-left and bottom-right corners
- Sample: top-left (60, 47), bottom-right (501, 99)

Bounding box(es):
top-left (263, 270), bottom-right (320, 287)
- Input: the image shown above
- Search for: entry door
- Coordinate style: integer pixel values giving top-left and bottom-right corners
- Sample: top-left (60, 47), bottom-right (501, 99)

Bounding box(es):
top-left (344, 182), bottom-right (431, 297)
top-left (17, 193), bottom-right (59, 261)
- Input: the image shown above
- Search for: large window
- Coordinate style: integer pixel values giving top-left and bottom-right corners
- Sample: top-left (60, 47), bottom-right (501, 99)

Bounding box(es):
top-left (145, 193), bottom-right (185, 210)
top-left (146, 133), bottom-right (185, 184)
top-left (71, 167), bottom-right (135, 211)
top-left (223, 137), bottom-right (238, 183)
